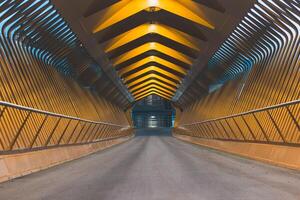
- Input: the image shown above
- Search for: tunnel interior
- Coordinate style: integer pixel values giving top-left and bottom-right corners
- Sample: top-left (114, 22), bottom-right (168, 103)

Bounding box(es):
top-left (0, 0), bottom-right (299, 199)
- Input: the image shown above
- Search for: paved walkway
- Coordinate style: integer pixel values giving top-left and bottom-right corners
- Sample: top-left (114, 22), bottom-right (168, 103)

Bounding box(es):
top-left (0, 129), bottom-right (300, 200)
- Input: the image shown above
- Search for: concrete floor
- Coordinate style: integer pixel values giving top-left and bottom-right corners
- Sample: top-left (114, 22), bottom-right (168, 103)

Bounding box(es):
top-left (0, 129), bottom-right (300, 200)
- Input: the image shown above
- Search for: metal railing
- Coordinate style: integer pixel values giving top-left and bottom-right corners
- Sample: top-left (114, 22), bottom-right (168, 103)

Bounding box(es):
top-left (175, 100), bottom-right (300, 145)
top-left (0, 101), bottom-right (133, 153)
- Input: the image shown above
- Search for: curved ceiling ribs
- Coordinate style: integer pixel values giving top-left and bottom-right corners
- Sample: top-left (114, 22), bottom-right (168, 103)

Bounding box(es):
top-left (0, 0), bottom-right (131, 108)
top-left (176, 0), bottom-right (300, 107)
top-left (83, 0), bottom-right (223, 100)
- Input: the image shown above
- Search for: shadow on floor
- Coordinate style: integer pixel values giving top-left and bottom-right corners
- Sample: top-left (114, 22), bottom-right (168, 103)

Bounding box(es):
top-left (134, 128), bottom-right (172, 137)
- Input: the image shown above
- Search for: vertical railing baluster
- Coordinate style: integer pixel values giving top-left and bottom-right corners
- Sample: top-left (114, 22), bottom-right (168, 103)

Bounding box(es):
top-left (103, 125), bottom-right (110, 139)
top-left (211, 121), bottom-right (223, 139)
top-left (202, 123), bottom-right (213, 138)
top-left (79, 123), bottom-right (93, 143)
top-left (197, 124), bottom-right (206, 138)
top-left (30, 115), bottom-right (48, 148)
top-left (9, 111), bottom-right (32, 150)
top-left (87, 124), bottom-right (101, 142)
top-left (83, 123), bottom-right (97, 143)
top-left (286, 106), bottom-right (300, 131)
top-left (208, 122), bottom-right (220, 139)
top-left (45, 117), bottom-right (62, 146)
top-left (241, 115), bottom-right (256, 141)
top-left (252, 113), bottom-right (270, 142)
top-left (266, 110), bottom-right (286, 143)
top-left (100, 125), bottom-right (109, 139)
top-left (232, 117), bottom-right (246, 141)
top-left (224, 119), bottom-right (238, 140)
top-left (0, 106), bottom-right (7, 119)
top-left (93, 124), bottom-right (105, 141)
top-left (0, 106), bottom-right (7, 150)
top-left (217, 120), bottom-right (231, 139)
top-left (57, 119), bottom-right (72, 145)
top-left (66, 120), bottom-right (81, 144)
top-left (74, 123), bottom-right (90, 144)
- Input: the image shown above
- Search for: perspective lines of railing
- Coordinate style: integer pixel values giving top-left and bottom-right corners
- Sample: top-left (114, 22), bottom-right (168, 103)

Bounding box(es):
top-left (0, 101), bottom-right (133, 153)
top-left (175, 100), bottom-right (300, 145)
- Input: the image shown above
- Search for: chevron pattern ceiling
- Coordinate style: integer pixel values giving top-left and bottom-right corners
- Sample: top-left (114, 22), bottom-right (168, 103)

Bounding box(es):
top-left (83, 0), bottom-right (224, 101)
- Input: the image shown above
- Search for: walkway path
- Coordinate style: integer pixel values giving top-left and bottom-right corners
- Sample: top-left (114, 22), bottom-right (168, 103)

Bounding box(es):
top-left (0, 129), bottom-right (300, 200)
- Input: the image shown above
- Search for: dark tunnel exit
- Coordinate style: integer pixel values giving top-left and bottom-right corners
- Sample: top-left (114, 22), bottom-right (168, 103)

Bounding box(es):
top-left (132, 95), bottom-right (176, 128)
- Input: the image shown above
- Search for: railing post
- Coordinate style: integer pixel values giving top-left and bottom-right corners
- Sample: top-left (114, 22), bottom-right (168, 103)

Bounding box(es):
top-left (286, 106), bottom-right (300, 131)
top-left (224, 119), bottom-right (238, 140)
top-left (74, 122), bottom-right (88, 144)
top-left (200, 123), bottom-right (211, 138)
top-left (87, 124), bottom-right (101, 142)
top-left (266, 110), bottom-right (286, 143)
top-left (252, 113), bottom-right (270, 142)
top-left (57, 119), bottom-right (72, 145)
top-left (103, 125), bottom-right (110, 138)
top-left (192, 124), bottom-right (199, 137)
top-left (30, 115), bottom-right (49, 148)
top-left (45, 117), bottom-right (62, 146)
top-left (0, 106), bottom-right (7, 119)
top-left (217, 120), bottom-right (231, 139)
top-left (83, 123), bottom-right (98, 143)
top-left (241, 115), bottom-right (256, 141)
top-left (93, 124), bottom-right (105, 141)
top-left (100, 125), bottom-right (109, 139)
top-left (9, 111), bottom-right (32, 150)
top-left (199, 124), bottom-right (210, 138)
top-left (0, 106), bottom-right (7, 150)
top-left (79, 123), bottom-right (93, 143)
top-left (232, 117), bottom-right (246, 141)
top-left (74, 123), bottom-right (90, 143)
top-left (66, 120), bottom-right (81, 144)
top-left (208, 122), bottom-right (221, 139)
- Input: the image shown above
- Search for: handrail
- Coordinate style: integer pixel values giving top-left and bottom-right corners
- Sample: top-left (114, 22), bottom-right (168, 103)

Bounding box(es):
top-left (0, 100), bottom-right (133, 152)
top-left (0, 100), bottom-right (126, 127)
top-left (180, 99), bottom-right (300, 126)
top-left (0, 134), bottom-right (134, 155)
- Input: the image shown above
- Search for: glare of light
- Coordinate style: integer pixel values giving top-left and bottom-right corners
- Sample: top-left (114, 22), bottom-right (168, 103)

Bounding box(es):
top-left (150, 116), bottom-right (155, 119)
top-left (147, 0), bottom-right (159, 7)
top-left (149, 55), bottom-right (155, 61)
top-left (149, 42), bottom-right (156, 49)
top-left (148, 24), bottom-right (157, 32)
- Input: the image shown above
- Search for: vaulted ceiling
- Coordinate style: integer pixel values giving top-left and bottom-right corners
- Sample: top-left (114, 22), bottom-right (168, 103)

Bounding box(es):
top-left (52, 0), bottom-right (255, 107)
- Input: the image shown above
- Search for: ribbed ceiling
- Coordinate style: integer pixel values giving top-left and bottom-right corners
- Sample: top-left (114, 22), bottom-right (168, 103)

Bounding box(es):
top-left (82, 0), bottom-right (223, 101)
top-left (52, 0), bottom-right (255, 107)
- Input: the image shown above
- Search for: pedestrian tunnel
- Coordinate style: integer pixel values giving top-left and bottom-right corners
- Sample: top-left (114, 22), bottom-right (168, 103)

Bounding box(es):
top-left (0, 0), bottom-right (299, 199)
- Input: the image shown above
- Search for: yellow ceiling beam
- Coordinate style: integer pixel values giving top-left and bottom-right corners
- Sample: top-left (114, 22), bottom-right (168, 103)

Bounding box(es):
top-left (112, 42), bottom-right (193, 66)
top-left (119, 56), bottom-right (187, 76)
top-left (135, 91), bottom-right (172, 101)
top-left (127, 73), bottom-right (178, 88)
top-left (129, 79), bottom-right (177, 93)
top-left (103, 23), bottom-right (200, 52)
top-left (124, 66), bottom-right (182, 83)
top-left (132, 84), bottom-right (174, 96)
top-left (133, 88), bottom-right (173, 99)
top-left (93, 0), bottom-right (214, 33)
top-left (134, 88), bottom-right (173, 99)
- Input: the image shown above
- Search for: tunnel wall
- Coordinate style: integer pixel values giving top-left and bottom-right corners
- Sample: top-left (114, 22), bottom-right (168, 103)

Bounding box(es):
top-left (0, 0), bottom-right (134, 181)
top-left (0, 1), bottom-right (133, 153)
top-left (0, 0), bottom-right (129, 123)
top-left (174, 134), bottom-right (300, 170)
top-left (174, 0), bottom-right (299, 168)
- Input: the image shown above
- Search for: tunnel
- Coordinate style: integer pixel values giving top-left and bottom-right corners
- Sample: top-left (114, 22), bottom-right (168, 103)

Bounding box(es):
top-left (0, 0), bottom-right (299, 199)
